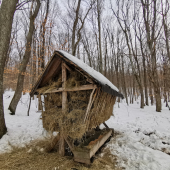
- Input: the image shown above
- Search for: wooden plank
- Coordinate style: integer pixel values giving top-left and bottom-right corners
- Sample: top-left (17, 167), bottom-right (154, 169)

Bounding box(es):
top-left (40, 57), bottom-right (62, 87)
top-left (75, 68), bottom-right (94, 83)
top-left (89, 130), bottom-right (112, 158)
top-left (62, 61), bottom-right (67, 111)
top-left (42, 84), bottom-right (97, 94)
top-left (74, 158), bottom-right (91, 165)
top-left (56, 52), bottom-right (95, 84)
top-left (47, 133), bottom-right (60, 152)
top-left (63, 63), bottom-right (72, 72)
top-left (84, 88), bottom-right (96, 123)
top-left (58, 61), bottom-right (67, 157)
top-left (30, 52), bottom-right (57, 96)
top-left (73, 149), bottom-right (90, 164)
top-left (59, 136), bottom-right (65, 156)
top-left (64, 136), bottom-right (75, 152)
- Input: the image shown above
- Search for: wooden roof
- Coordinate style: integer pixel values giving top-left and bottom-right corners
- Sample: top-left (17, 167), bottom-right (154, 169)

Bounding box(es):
top-left (30, 50), bottom-right (124, 98)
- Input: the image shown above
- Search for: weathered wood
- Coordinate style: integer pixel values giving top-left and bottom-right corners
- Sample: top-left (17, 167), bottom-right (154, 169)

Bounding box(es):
top-left (58, 61), bottom-right (67, 156)
top-left (73, 148), bottom-right (91, 164)
top-left (75, 68), bottom-right (94, 83)
top-left (59, 136), bottom-right (65, 156)
top-left (62, 61), bottom-right (67, 110)
top-left (89, 130), bottom-right (112, 158)
top-left (84, 88), bottom-right (96, 123)
top-left (74, 157), bottom-right (91, 165)
top-left (73, 129), bottom-right (112, 164)
top-left (42, 84), bottom-right (97, 94)
top-left (64, 136), bottom-right (75, 152)
top-left (47, 133), bottom-right (60, 152)
top-left (63, 63), bottom-right (72, 72)
top-left (40, 57), bottom-right (62, 87)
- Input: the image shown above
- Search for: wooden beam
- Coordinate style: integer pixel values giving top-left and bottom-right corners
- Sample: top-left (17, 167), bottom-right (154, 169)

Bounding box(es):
top-left (30, 52), bottom-right (57, 96)
top-left (59, 136), bottom-right (65, 156)
top-left (62, 61), bottom-right (67, 111)
top-left (89, 130), bottom-right (112, 158)
top-left (75, 68), bottom-right (94, 83)
top-left (63, 135), bottom-right (75, 152)
top-left (58, 61), bottom-right (67, 157)
top-left (42, 84), bottom-right (97, 94)
top-left (47, 133), bottom-right (60, 152)
top-left (41, 57), bottom-right (62, 87)
top-left (103, 122), bottom-right (109, 129)
top-left (85, 89), bottom-right (98, 130)
top-left (63, 63), bottom-right (72, 72)
top-left (84, 88), bottom-right (96, 123)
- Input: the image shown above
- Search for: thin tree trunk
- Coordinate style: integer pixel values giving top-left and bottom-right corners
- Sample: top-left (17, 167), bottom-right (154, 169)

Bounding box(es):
top-left (143, 56), bottom-right (149, 106)
top-left (72, 0), bottom-right (81, 56)
top-left (0, 0), bottom-right (19, 138)
top-left (97, 0), bottom-right (102, 73)
top-left (8, 0), bottom-right (41, 115)
top-left (121, 55), bottom-right (128, 105)
top-left (140, 87), bottom-right (145, 108)
top-left (40, 0), bottom-right (49, 70)
top-left (149, 81), bottom-right (154, 105)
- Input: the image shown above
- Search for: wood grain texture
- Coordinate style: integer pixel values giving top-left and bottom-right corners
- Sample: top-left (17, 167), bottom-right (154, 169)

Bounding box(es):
top-left (42, 84), bottom-right (97, 94)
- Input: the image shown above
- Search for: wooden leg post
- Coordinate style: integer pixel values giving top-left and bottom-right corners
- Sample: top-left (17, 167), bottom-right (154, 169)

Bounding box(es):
top-left (103, 122), bottom-right (109, 129)
top-left (59, 135), bottom-right (65, 156)
top-left (59, 61), bottom-right (67, 156)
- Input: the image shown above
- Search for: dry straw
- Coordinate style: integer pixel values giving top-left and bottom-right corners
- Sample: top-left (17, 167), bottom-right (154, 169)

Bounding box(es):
top-left (38, 70), bottom-right (115, 140)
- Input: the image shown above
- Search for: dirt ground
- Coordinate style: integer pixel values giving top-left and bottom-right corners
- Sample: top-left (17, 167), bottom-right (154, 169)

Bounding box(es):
top-left (0, 140), bottom-right (122, 170)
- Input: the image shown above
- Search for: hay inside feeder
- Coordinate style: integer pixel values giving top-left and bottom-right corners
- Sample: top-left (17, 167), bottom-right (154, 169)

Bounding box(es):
top-left (37, 69), bottom-right (116, 142)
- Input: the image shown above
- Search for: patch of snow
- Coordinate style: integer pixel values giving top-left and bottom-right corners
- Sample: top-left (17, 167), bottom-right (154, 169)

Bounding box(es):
top-left (1, 91), bottom-right (170, 170)
top-left (102, 99), bottom-right (170, 170)
top-left (58, 50), bottom-right (119, 92)
top-left (0, 91), bottom-right (46, 153)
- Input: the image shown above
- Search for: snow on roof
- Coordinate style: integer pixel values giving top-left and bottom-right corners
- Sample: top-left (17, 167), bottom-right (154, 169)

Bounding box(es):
top-left (58, 50), bottom-right (119, 92)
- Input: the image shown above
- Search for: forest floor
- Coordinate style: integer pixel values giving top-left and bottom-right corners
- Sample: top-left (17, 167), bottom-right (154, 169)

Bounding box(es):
top-left (0, 91), bottom-right (170, 170)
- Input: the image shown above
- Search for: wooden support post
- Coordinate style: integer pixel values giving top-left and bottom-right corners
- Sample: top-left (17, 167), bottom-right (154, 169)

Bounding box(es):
top-left (103, 122), bottom-right (109, 129)
top-left (59, 136), bottom-right (65, 156)
top-left (84, 88), bottom-right (96, 123)
top-left (64, 136), bottom-right (75, 153)
top-left (59, 61), bottom-right (67, 156)
top-left (62, 61), bottom-right (67, 111)
top-left (63, 63), bottom-right (72, 72)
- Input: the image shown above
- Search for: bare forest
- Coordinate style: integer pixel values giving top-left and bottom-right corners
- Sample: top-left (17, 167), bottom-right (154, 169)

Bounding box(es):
top-left (0, 0), bottom-right (170, 139)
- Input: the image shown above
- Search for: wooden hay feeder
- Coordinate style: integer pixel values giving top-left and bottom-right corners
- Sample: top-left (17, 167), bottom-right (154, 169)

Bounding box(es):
top-left (30, 50), bottom-right (123, 164)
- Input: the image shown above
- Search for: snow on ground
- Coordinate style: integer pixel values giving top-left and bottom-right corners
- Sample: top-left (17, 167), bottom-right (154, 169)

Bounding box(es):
top-left (1, 91), bottom-right (170, 170)
top-left (0, 91), bottom-right (47, 153)
top-left (102, 99), bottom-right (170, 170)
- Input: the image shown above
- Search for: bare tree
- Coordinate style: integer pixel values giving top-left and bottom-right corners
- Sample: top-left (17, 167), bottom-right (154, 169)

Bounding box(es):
top-left (111, 0), bottom-right (145, 108)
top-left (65, 0), bottom-right (94, 56)
top-left (0, 0), bottom-right (19, 138)
top-left (9, 0), bottom-right (41, 115)
top-left (40, 0), bottom-right (50, 70)
top-left (97, 0), bottom-right (103, 73)
top-left (141, 0), bottom-right (162, 112)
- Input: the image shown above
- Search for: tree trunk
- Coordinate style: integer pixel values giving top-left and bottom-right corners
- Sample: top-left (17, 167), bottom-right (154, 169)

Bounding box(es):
top-left (143, 56), bottom-right (149, 106)
top-left (121, 55), bottom-right (128, 105)
top-left (140, 87), bottom-right (145, 108)
top-left (8, 0), bottom-right (41, 115)
top-left (72, 0), bottom-right (81, 56)
top-left (141, 0), bottom-right (161, 111)
top-left (0, 0), bottom-right (19, 138)
top-left (154, 85), bottom-right (162, 112)
top-left (97, 0), bottom-right (102, 73)
top-left (149, 81), bottom-right (154, 105)
top-left (40, 0), bottom-right (49, 70)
